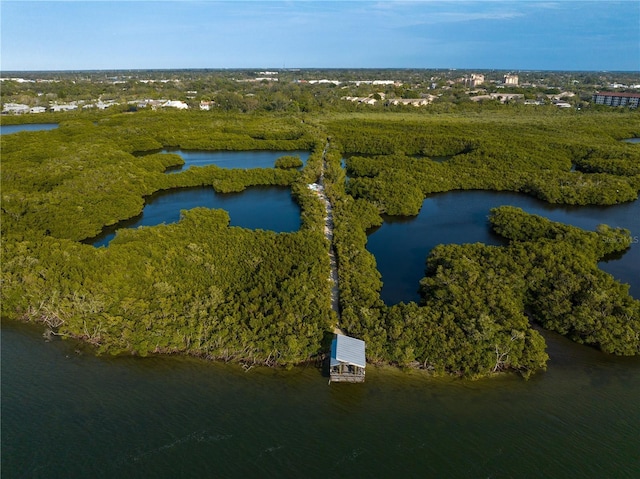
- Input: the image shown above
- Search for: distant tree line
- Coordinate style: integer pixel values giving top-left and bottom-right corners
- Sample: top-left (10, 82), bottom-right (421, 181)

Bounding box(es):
top-left (3, 69), bottom-right (639, 114)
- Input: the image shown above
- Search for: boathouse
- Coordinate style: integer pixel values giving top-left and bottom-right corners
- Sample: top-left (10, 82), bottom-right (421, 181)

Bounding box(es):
top-left (329, 334), bottom-right (366, 383)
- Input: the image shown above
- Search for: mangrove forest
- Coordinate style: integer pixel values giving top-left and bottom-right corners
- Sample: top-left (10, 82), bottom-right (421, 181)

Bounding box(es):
top-left (2, 77), bottom-right (640, 378)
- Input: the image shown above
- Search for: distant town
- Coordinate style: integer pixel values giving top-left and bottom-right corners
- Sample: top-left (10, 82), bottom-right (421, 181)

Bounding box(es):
top-left (2, 69), bottom-right (639, 115)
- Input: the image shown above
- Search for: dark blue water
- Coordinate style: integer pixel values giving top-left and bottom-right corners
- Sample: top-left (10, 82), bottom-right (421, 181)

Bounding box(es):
top-left (0, 123), bottom-right (58, 135)
top-left (161, 149), bottom-right (310, 173)
top-left (89, 186), bottom-right (301, 247)
top-left (367, 191), bottom-right (640, 304)
top-left (622, 138), bottom-right (640, 143)
top-left (2, 320), bottom-right (639, 479)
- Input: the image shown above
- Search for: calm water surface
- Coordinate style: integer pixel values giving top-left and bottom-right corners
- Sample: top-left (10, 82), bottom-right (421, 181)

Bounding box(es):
top-left (88, 186), bottom-right (301, 247)
top-left (2, 321), bottom-right (639, 478)
top-left (160, 149), bottom-right (310, 173)
top-left (367, 191), bottom-right (640, 304)
top-left (0, 123), bottom-right (58, 135)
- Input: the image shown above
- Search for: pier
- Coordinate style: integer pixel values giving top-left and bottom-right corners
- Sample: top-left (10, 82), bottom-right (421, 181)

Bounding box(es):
top-left (311, 142), bottom-right (366, 383)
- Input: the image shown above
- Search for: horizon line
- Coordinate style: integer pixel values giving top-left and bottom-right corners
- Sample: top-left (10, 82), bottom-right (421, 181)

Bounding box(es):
top-left (2, 67), bottom-right (639, 74)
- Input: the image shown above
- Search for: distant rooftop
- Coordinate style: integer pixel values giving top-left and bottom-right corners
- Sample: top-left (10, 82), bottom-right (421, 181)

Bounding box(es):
top-left (595, 91), bottom-right (640, 98)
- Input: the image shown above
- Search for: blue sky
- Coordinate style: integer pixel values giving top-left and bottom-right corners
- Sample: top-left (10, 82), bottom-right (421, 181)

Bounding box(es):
top-left (1, 1), bottom-right (638, 71)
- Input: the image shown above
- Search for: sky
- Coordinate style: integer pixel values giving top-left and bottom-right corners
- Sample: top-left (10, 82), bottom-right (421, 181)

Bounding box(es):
top-left (1, 1), bottom-right (638, 72)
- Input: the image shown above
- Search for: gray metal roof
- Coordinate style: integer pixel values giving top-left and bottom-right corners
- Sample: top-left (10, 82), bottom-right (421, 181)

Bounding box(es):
top-left (330, 335), bottom-right (366, 368)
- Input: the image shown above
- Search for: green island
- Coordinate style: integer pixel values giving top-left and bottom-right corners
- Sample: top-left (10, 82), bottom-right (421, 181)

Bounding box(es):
top-left (2, 70), bottom-right (640, 379)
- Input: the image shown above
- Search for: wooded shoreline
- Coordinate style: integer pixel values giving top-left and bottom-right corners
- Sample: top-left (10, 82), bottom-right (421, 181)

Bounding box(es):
top-left (2, 108), bottom-right (639, 378)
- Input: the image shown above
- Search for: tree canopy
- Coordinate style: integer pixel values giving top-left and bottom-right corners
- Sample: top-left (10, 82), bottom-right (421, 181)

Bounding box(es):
top-left (2, 107), bottom-right (639, 378)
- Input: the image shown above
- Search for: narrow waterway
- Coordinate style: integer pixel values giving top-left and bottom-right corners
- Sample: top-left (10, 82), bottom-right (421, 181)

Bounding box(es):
top-left (157, 149), bottom-right (311, 173)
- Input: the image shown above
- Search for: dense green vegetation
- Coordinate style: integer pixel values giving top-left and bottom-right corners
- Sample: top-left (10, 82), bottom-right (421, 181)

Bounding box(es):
top-left (330, 196), bottom-right (639, 377)
top-left (327, 112), bottom-right (640, 213)
top-left (274, 155), bottom-right (304, 169)
top-left (323, 110), bottom-right (639, 377)
top-left (490, 207), bottom-right (639, 354)
top-left (2, 111), bottom-right (333, 366)
top-left (2, 211), bottom-right (334, 365)
top-left (2, 103), bottom-right (639, 378)
top-left (1, 111), bottom-right (316, 241)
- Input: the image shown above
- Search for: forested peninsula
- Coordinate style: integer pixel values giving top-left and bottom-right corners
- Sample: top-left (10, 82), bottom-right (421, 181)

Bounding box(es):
top-left (2, 105), bottom-right (640, 379)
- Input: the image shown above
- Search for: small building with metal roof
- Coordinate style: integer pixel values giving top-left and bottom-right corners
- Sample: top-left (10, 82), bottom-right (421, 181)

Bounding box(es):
top-left (329, 334), bottom-right (366, 383)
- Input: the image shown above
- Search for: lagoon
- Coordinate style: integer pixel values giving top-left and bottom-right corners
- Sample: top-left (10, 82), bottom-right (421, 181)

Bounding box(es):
top-left (367, 191), bottom-right (640, 304)
top-left (88, 186), bottom-right (301, 247)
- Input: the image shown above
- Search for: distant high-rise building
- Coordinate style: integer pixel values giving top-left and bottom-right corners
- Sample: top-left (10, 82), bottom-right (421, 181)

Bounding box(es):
top-left (503, 74), bottom-right (519, 86)
top-left (470, 74), bottom-right (485, 87)
top-left (462, 74), bottom-right (485, 88)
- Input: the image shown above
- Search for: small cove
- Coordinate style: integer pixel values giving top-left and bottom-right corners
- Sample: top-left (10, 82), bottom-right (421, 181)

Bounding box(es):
top-left (87, 186), bottom-right (301, 247)
top-left (0, 123), bottom-right (59, 135)
top-left (367, 191), bottom-right (640, 304)
top-left (156, 149), bottom-right (311, 173)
